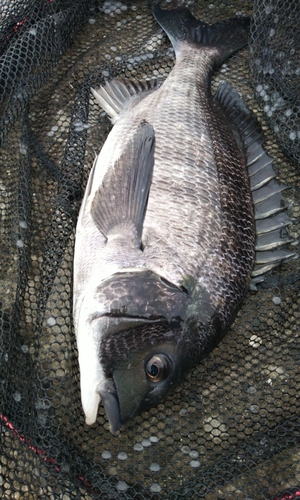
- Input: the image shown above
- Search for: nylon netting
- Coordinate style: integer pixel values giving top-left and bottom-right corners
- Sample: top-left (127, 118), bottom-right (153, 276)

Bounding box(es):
top-left (0, 1), bottom-right (299, 499)
top-left (249, 0), bottom-right (300, 167)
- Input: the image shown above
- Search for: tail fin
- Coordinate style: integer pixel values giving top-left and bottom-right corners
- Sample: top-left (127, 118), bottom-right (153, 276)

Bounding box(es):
top-left (152, 5), bottom-right (250, 66)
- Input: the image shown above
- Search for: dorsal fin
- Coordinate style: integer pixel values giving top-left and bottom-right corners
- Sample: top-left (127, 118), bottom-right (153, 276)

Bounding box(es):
top-left (215, 80), bottom-right (297, 282)
top-left (91, 121), bottom-right (155, 246)
top-left (91, 79), bottom-right (161, 123)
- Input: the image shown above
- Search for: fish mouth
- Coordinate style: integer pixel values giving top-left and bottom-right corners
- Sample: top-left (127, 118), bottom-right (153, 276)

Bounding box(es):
top-left (97, 374), bottom-right (147, 433)
top-left (97, 313), bottom-right (167, 323)
top-left (97, 378), bottom-right (121, 433)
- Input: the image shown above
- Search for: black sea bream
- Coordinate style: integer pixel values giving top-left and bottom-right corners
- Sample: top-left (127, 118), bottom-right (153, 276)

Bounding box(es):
top-left (73, 6), bottom-right (296, 432)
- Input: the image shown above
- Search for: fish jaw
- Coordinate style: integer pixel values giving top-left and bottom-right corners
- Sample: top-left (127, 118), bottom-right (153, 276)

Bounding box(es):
top-left (76, 295), bottom-right (107, 426)
top-left (97, 379), bottom-right (121, 433)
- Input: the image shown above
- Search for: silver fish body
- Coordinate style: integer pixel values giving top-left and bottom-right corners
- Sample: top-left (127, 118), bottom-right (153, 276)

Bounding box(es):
top-left (73, 7), bottom-right (295, 432)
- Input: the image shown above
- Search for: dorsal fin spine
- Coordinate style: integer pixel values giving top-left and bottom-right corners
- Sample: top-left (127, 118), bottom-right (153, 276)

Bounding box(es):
top-left (215, 80), bottom-right (297, 281)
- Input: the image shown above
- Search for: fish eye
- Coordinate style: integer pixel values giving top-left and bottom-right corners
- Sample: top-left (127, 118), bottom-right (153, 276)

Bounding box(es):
top-left (145, 354), bottom-right (170, 383)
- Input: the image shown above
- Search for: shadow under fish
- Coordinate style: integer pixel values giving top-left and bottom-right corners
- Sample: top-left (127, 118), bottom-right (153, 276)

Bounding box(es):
top-left (73, 5), bottom-right (297, 433)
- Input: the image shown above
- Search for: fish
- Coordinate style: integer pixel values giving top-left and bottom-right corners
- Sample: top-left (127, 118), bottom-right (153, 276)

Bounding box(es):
top-left (73, 5), bottom-right (296, 433)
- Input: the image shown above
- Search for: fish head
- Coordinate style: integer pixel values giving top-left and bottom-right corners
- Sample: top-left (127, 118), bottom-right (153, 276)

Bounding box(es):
top-left (78, 270), bottom-right (222, 432)
top-left (84, 270), bottom-right (194, 432)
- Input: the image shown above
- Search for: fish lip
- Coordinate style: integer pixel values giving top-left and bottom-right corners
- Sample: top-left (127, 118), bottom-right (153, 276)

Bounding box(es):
top-left (97, 378), bottom-right (122, 433)
top-left (90, 313), bottom-right (167, 323)
top-left (94, 313), bottom-right (166, 320)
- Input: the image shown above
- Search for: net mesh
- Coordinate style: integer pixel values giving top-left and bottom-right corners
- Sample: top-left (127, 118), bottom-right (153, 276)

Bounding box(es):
top-left (0, 1), bottom-right (299, 499)
top-left (249, 0), bottom-right (300, 166)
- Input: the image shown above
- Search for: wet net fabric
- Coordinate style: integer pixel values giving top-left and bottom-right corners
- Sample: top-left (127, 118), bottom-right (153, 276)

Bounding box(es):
top-left (249, 0), bottom-right (300, 167)
top-left (0, 1), bottom-right (299, 499)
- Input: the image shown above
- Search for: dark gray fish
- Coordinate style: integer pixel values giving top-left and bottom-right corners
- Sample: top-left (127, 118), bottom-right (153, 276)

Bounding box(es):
top-left (73, 6), bottom-right (296, 432)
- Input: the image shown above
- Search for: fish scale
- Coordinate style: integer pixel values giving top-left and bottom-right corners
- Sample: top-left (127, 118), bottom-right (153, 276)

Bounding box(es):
top-left (73, 6), bottom-right (296, 432)
top-left (98, 63), bottom-right (224, 280)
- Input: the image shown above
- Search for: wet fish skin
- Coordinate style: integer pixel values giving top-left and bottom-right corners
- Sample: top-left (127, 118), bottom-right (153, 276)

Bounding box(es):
top-left (73, 7), bottom-right (255, 432)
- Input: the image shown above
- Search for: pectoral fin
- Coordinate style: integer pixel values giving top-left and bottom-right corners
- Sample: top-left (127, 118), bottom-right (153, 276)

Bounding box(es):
top-left (91, 121), bottom-right (155, 244)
